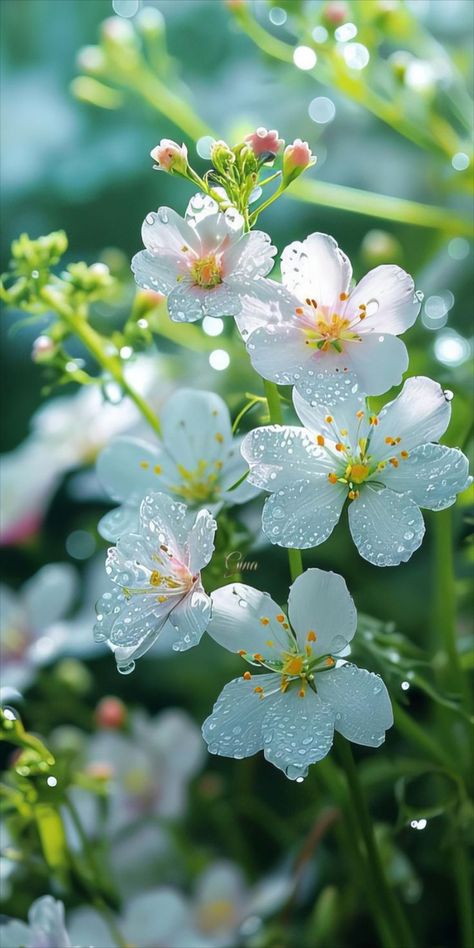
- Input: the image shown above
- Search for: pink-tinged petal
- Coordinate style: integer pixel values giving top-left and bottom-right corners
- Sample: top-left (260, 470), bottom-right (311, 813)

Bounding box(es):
top-left (262, 477), bottom-right (346, 548)
top-left (348, 486), bottom-right (425, 566)
top-left (281, 233), bottom-right (352, 308)
top-left (131, 249), bottom-right (183, 295)
top-left (380, 443), bottom-right (470, 511)
top-left (167, 583), bottom-right (211, 651)
top-left (342, 333), bottom-right (409, 396)
top-left (316, 664), bottom-right (393, 747)
top-left (345, 265), bottom-right (421, 335)
top-left (185, 193), bottom-right (243, 252)
top-left (234, 279), bottom-right (298, 339)
top-left (369, 377), bottom-right (452, 458)
top-left (141, 208), bottom-right (200, 256)
top-left (288, 568), bottom-right (357, 656)
top-left (245, 127), bottom-right (284, 157)
top-left (223, 230), bottom-right (276, 280)
top-left (242, 425), bottom-right (332, 490)
top-left (246, 323), bottom-right (311, 385)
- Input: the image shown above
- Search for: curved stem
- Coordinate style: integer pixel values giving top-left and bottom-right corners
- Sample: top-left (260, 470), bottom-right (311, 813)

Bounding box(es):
top-left (40, 287), bottom-right (162, 437)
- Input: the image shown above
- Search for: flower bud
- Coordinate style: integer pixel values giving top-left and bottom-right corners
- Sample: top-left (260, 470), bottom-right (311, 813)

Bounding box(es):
top-left (323, 1), bottom-right (349, 25)
top-left (76, 45), bottom-right (106, 75)
top-left (150, 139), bottom-right (189, 175)
top-left (210, 139), bottom-right (235, 174)
top-left (32, 335), bottom-right (56, 362)
top-left (282, 139), bottom-right (316, 184)
top-left (95, 696), bottom-right (127, 730)
top-left (244, 127), bottom-right (284, 162)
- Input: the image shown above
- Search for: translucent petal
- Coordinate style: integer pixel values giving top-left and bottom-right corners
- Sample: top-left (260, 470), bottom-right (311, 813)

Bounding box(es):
top-left (0, 920), bottom-right (32, 948)
top-left (67, 907), bottom-right (111, 948)
top-left (224, 229), bottom-right (276, 280)
top-left (203, 281), bottom-right (242, 318)
top-left (98, 502), bottom-right (140, 543)
top-left (262, 477), bottom-right (346, 549)
top-left (293, 387), bottom-right (367, 448)
top-left (344, 265), bottom-right (421, 335)
top-left (315, 664), bottom-right (393, 747)
top-left (27, 896), bottom-right (72, 948)
top-left (167, 583), bottom-right (211, 651)
top-left (22, 564), bottom-right (78, 631)
top-left (185, 509), bottom-right (217, 572)
top-left (139, 492), bottom-right (191, 552)
top-left (162, 390), bottom-right (232, 470)
top-left (202, 674), bottom-right (279, 759)
top-left (342, 333), bottom-right (409, 397)
top-left (142, 207), bottom-right (200, 256)
top-left (207, 583), bottom-right (293, 659)
top-left (348, 486), bottom-right (425, 566)
top-left (382, 443), bottom-right (470, 511)
top-left (246, 323), bottom-right (311, 385)
top-left (94, 586), bottom-right (170, 655)
top-left (288, 568), bottom-right (357, 656)
top-left (293, 371), bottom-right (366, 426)
top-left (186, 192), bottom-right (242, 249)
top-left (262, 686), bottom-right (335, 779)
top-left (194, 860), bottom-right (245, 915)
top-left (96, 436), bottom-right (167, 503)
top-left (234, 278), bottom-right (297, 339)
top-left (242, 425), bottom-right (331, 491)
top-left (131, 248), bottom-right (182, 295)
top-left (167, 281), bottom-right (241, 322)
top-left (281, 233), bottom-right (352, 309)
top-left (370, 377), bottom-right (452, 458)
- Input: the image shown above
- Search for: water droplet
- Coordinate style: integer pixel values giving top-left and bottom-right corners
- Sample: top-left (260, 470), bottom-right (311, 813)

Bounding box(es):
top-left (117, 660), bottom-right (135, 675)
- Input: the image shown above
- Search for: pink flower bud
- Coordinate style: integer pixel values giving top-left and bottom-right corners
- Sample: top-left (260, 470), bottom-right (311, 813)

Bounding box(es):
top-left (95, 696), bottom-right (127, 729)
top-left (150, 139), bottom-right (188, 175)
top-left (244, 127), bottom-right (284, 159)
top-left (32, 335), bottom-right (55, 362)
top-left (282, 139), bottom-right (316, 183)
top-left (324, 1), bottom-right (349, 25)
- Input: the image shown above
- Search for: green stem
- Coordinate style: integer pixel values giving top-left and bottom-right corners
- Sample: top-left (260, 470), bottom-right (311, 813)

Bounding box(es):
top-left (336, 738), bottom-right (416, 948)
top-left (41, 287), bottom-right (162, 437)
top-left (393, 701), bottom-right (454, 770)
top-left (453, 836), bottom-right (474, 948)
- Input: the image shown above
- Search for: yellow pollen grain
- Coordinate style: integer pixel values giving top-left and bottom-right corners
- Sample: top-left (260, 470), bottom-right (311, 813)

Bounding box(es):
top-left (154, 465), bottom-right (162, 474)
top-left (401, 450), bottom-right (409, 459)
top-left (266, 639), bottom-right (274, 647)
top-left (243, 671), bottom-right (252, 680)
top-left (260, 617), bottom-right (270, 626)
top-left (389, 457), bottom-right (399, 467)
top-left (325, 415), bottom-right (333, 423)
top-left (307, 630), bottom-right (317, 642)
top-left (215, 433), bottom-right (224, 443)
top-left (276, 614), bottom-right (285, 623)
top-left (149, 571), bottom-right (162, 586)
top-left (340, 428), bottom-right (348, 436)
top-left (158, 595), bottom-right (167, 603)
top-left (328, 473), bottom-right (338, 484)
top-left (140, 461), bottom-right (149, 469)
top-left (316, 435), bottom-right (325, 446)
top-left (339, 292), bottom-right (349, 301)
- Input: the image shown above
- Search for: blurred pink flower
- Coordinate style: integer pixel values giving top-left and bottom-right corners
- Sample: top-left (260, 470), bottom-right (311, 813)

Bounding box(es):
top-left (244, 127), bottom-right (283, 158)
top-left (282, 139), bottom-right (315, 182)
top-left (150, 139), bottom-right (188, 175)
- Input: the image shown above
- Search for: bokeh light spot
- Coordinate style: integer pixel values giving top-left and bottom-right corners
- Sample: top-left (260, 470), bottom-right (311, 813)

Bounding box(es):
top-left (308, 96), bottom-right (336, 124)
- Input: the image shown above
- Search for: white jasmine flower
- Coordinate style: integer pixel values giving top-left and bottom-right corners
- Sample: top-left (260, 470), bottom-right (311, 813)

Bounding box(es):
top-left (1, 896), bottom-right (74, 948)
top-left (202, 569), bottom-right (393, 780)
top-left (238, 232), bottom-right (422, 398)
top-left (0, 564), bottom-right (78, 696)
top-left (96, 388), bottom-right (257, 542)
top-left (131, 193), bottom-right (276, 323)
top-left (241, 377), bottom-right (470, 566)
top-left (94, 491), bottom-right (216, 672)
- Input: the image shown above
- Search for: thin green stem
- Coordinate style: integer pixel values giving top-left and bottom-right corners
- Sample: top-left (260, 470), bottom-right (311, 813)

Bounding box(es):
top-left (40, 287), bottom-right (162, 437)
top-left (393, 701), bottom-right (455, 770)
top-left (453, 836), bottom-right (474, 948)
top-left (336, 738), bottom-right (416, 948)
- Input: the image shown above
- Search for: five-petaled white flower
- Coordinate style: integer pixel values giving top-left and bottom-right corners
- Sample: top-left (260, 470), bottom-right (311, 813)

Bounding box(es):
top-left (96, 389), bottom-right (257, 542)
top-left (237, 232), bottom-right (421, 399)
top-left (202, 569), bottom-right (393, 780)
top-left (241, 377), bottom-right (470, 566)
top-left (131, 193), bottom-right (276, 323)
top-left (94, 492), bottom-right (216, 673)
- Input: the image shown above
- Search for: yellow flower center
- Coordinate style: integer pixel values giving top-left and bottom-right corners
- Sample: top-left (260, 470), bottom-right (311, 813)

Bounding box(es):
top-left (346, 463), bottom-right (370, 484)
top-left (172, 459), bottom-right (222, 504)
top-left (296, 301), bottom-right (361, 353)
top-left (190, 253), bottom-right (223, 288)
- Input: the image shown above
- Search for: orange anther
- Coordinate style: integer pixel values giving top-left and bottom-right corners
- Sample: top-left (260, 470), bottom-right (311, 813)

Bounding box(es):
top-left (316, 435), bottom-right (325, 446)
top-left (260, 617), bottom-right (270, 626)
top-left (356, 410), bottom-right (365, 419)
top-left (389, 457), bottom-right (399, 468)
top-left (238, 649), bottom-right (246, 656)
top-left (307, 630), bottom-right (317, 642)
top-left (266, 639), bottom-right (274, 647)
top-left (335, 443), bottom-right (345, 452)
top-left (254, 686), bottom-right (263, 694)
top-left (325, 415), bottom-right (333, 423)
top-left (254, 653), bottom-right (264, 662)
top-left (400, 450), bottom-right (409, 459)
top-left (295, 307), bottom-right (304, 315)
top-left (339, 292), bottom-right (349, 301)
top-left (276, 614), bottom-right (285, 623)
top-left (325, 657), bottom-right (335, 667)
top-left (328, 473), bottom-right (338, 484)
top-left (243, 671), bottom-right (252, 680)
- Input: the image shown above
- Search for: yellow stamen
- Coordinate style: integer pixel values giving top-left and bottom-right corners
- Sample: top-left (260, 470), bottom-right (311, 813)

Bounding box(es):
top-left (328, 473), bottom-right (338, 484)
top-left (149, 571), bottom-right (162, 586)
top-left (260, 617), bottom-right (270, 626)
top-left (243, 671), bottom-right (252, 681)
top-left (307, 630), bottom-right (317, 642)
top-left (316, 435), bottom-right (325, 446)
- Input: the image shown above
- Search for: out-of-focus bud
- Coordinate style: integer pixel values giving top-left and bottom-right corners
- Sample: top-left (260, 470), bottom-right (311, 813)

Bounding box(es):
top-left (210, 139), bottom-right (236, 174)
top-left (323, 1), bottom-right (349, 25)
top-left (361, 229), bottom-right (403, 266)
top-left (55, 659), bottom-right (92, 694)
top-left (136, 6), bottom-right (165, 37)
top-left (150, 139), bottom-right (189, 175)
top-left (101, 16), bottom-right (135, 46)
top-left (76, 45), bottom-right (106, 75)
top-left (32, 335), bottom-right (56, 363)
top-left (64, 261), bottom-right (114, 299)
top-left (95, 696), bottom-right (127, 730)
top-left (282, 139), bottom-right (316, 184)
top-left (71, 76), bottom-right (123, 110)
top-left (244, 127), bottom-right (284, 162)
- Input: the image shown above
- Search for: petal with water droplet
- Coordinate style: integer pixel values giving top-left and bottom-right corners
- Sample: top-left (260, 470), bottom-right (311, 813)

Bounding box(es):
top-left (349, 486), bottom-right (425, 566)
top-left (288, 568), bottom-right (357, 655)
top-left (381, 443), bottom-right (470, 511)
top-left (262, 686), bottom-right (335, 776)
top-left (207, 583), bottom-right (291, 658)
top-left (262, 477), bottom-right (346, 549)
top-left (345, 265), bottom-right (421, 334)
top-left (315, 664), bottom-right (393, 747)
top-left (202, 674), bottom-right (279, 759)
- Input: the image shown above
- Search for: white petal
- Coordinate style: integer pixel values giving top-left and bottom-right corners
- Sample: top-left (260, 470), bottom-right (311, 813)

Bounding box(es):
top-left (370, 377), bottom-right (452, 458)
top-left (162, 390), bottom-right (232, 470)
top-left (293, 370), bottom-right (365, 422)
top-left (262, 686), bottom-right (335, 779)
top-left (94, 586), bottom-right (171, 665)
top-left (67, 908), bottom-right (111, 948)
top-left (0, 920), bottom-right (32, 947)
top-left (167, 583), bottom-right (211, 651)
top-left (293, 386), bottom-right (367, 448)
top-left (348, 487), bottom-right (425, 566)
top-left (123, 889), bottom-right (191, 948)
top-left (262, 477), bottom-right (346, 549)
top-left (381, 443), bottom-right (470, 511)
top-left (186, 192), bottom-right (242, 250)
top-left (242, 425), bottom-right (331, 491)
top-left (23, 564), bottom-right (78, 630)
top-left (207, 583), bottom-right (292, 658)
top-left (345, 265), bottom-right (421, 334)
top-left (131, 248), bottom-right (182, 295)
top-left (98, 502), bottom-right (140, 542)
top-left (168, 281), bottom-right (241, 322)
top-left (234, 278), bottom-right (297, 338)
top-left (142, 207), bottom-right (200, 256)
top-left (185, 509), bottom-right (217, 572)
top-left (139, 492), bottom-right (190, 552)
top-left (281, 233), bottom-right (352, 308)
top-left (27, 896), bottom-right (72, 948)
top-left (246, 323), bottom-right (311, 385)
top-left (342, 333), bottom-right (409, 396)
top-left (224, 230), bottom-right (276, 280)
top-left (315, 664), bottom-right (393, 747)
top-left (202, 674), bottom-right (279, 759)
top-left (288, 568), bottom-right (357, 656)
top-left (96, 436), bottom-right (166, 503)
top-left (219, 441), bottom-right (259, 504)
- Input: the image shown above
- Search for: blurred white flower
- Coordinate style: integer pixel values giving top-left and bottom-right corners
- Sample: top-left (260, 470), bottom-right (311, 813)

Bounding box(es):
top-left (203, 570), bottom-right (393, 780)
top-left (242, 377), bottom-right (470, 566)
top-left (1, 896), bottom-right (74, 948)
top-left (96, 388), bottom-right (257, 542)
top-left (237, 233), bottom-right (421, 399)
top-left (131, 193), bottom-right (276, 323)
top-left (0, 564), bottom-right (78, 695)
top-left (94, 492), bottom-right (216, 671)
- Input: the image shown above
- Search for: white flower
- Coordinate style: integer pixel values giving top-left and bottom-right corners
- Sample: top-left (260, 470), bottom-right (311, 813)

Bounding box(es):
top-left (0, 564), bottom-right (78, 696)
top-left (94, 492), bottom-right (216, 672)
top-left (242, 377), bottom-right (470, 566)
top-left (202, 569), bottom-right (393, 780)
top-left (96, 388), bottom-right (257, 542)
top-left (131, 193), bottom-right (276, 323)
top-left (1, 896), bottom-right (74, 948)
top-left (237, 232), bottom-right (421, 398)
